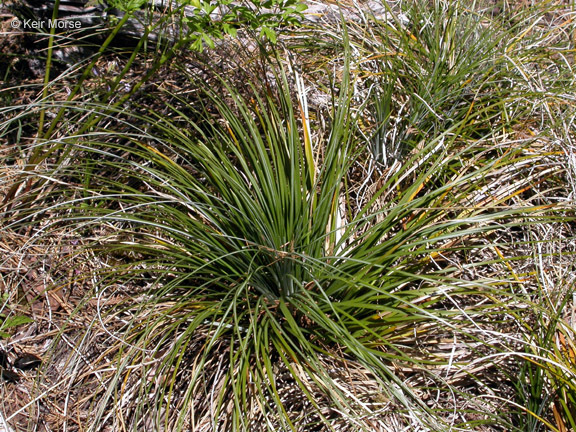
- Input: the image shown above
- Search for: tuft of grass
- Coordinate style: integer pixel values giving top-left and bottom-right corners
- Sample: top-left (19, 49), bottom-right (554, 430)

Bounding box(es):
top-left (43, 51), bottom-right (569, 430)
top-left (0, 0), bottom-right (574, 430)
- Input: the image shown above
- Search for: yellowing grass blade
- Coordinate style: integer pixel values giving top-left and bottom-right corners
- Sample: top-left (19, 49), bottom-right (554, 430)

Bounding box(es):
top-left (294, 69), bottom-right (316, 187)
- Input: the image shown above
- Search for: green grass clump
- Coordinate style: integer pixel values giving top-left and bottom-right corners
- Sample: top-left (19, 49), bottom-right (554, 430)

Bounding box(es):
top-left (53, 54), bottom-right (566, 429)
top-left (0, 0), bottom-right (574, 430)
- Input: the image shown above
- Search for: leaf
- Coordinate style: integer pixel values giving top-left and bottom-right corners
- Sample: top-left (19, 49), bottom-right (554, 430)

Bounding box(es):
top-left (203, 34), bottom-right (215, 49)
top-left (0, 315), bottom-right (33, 330)
top-left (108, 0), bottom-right (146, 12)
top-left (191, 36), bottom-right (204, 52)
top-left (222, 23), bottom-right (238, 37)
top-left (260, 26), bottom-right (277, 43)
top-left (294, 3), bottom-right (307, 12)
top-left (85, 0), bottom-right (103, 7)
top-left (202, 3), bottom-right (217, 14)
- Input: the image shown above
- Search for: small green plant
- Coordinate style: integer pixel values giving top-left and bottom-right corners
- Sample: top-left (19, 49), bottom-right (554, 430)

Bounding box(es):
top-left (108, 0), bottom-right (307, 48)
top-left (0, 295), bottom-right (32, 339)
top-left (0, 314), bottom-right (32, 339)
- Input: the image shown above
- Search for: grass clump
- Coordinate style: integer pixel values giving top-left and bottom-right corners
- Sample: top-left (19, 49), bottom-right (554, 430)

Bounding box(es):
top-left (53, 56), bottom-right (569, 430)
top-left (0, 0), bottom-right (574, 430)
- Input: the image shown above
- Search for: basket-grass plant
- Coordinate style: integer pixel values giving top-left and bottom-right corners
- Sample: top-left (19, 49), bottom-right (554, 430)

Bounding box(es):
top-left (0, 0), bottom-right (574, 430)
top-left (37, 50), bottom-right (568, 430)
